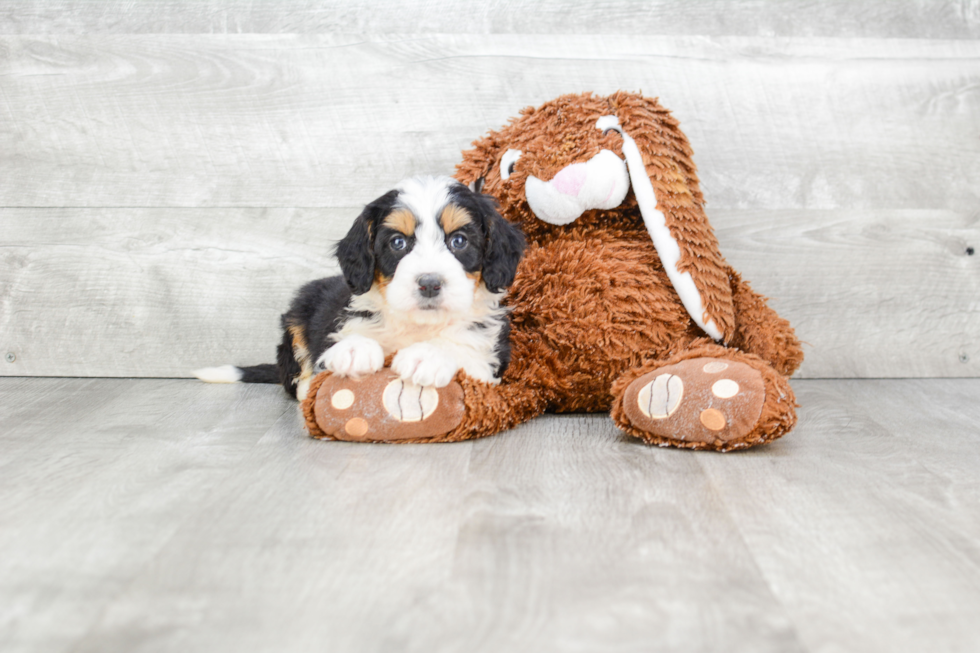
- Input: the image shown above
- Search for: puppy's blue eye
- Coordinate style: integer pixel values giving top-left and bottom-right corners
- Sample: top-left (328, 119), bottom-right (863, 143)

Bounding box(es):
top-left (391, 236), bottom-right (406, 250)
top-left (390, 235), bottom-right (407, 251)
top-left (449, 233), bottom-right (468, 250)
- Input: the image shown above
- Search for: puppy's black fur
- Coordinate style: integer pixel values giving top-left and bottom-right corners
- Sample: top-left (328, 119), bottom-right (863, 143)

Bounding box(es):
top-left (334, 190), bottom-right (400, 294)
top-left (235, 181), bottom-right (525, 398)
top-left (446, 184), bottom-right (526, 293)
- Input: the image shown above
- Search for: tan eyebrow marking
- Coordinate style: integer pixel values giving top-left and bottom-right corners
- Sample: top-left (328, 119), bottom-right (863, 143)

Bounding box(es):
top-left (382, 208), bottom-right (417, 236)
top-left (440, 204), bottom-right (472, 233)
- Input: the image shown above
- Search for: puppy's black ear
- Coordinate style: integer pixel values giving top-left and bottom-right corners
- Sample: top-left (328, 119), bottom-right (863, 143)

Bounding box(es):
top-left (334, 190), bottom-right (398, 295)
top-left (478, 194), bottom-right (526, 293)
top-left (468, 176), bottom-right (485, 194)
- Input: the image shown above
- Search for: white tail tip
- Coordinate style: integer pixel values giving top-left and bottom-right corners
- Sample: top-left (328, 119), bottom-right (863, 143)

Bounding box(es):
top-left (193, 365), bottom-right (243, 384)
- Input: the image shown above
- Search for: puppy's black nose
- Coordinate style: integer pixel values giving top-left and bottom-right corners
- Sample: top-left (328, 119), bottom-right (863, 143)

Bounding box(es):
top-left (417, 274), bottom-right (443, 298)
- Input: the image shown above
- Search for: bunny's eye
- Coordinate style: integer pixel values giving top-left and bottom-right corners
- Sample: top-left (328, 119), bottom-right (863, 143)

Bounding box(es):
top-left (500, 149), bottom-right (522, 181)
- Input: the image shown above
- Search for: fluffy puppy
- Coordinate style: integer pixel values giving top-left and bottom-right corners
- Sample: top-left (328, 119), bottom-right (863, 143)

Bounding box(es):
top-left (194, 176), bottom-right (526, 400)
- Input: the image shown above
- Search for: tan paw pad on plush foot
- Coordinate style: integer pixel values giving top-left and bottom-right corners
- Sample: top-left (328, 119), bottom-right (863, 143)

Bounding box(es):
top-left (311, 370), bottom-right (464, 442)
top-left (623, 357), bottom-right (766, 447)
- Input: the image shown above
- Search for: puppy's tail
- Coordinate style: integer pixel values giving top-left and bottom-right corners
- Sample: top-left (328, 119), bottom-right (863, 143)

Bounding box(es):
top-left (193, 363), bottom-right (278, 384)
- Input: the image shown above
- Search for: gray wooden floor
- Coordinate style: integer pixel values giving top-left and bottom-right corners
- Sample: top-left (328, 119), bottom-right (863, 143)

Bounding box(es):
top-left (1, 378), bottom-right (978, 652)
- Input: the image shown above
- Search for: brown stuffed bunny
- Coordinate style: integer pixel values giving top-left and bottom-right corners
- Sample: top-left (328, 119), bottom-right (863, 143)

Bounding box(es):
top-left (303, 92), bottom-right (802, 451)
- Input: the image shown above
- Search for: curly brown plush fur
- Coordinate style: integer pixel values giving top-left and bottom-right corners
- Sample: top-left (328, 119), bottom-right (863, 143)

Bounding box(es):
top-left (303, 91), bottom-right (802, 451)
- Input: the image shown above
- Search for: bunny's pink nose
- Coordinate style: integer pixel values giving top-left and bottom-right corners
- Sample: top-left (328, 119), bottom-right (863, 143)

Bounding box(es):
top-left (550, 163), bottom-right (588, 197)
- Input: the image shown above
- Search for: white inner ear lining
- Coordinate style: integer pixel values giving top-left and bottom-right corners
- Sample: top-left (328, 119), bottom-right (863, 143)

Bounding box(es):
top-left (595, 115), bottom-right (722, 341)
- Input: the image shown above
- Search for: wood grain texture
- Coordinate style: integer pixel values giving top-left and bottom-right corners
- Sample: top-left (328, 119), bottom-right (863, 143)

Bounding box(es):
top-left (715, 208), bottom-right (980, 378)
top-left (396, 417), bottom-right (803, 652)
top-left (698, 379), bottom-right (980, 653)
top-left (0, 378), bottom-right (295, 653)
top-left (1, 35), bottom-right (978, 210)
top-left (1, 377), bottom-right (979, 652)
top-left (69, 392), bottom-right (475, 653)
top-left (0, 207), bottom-right (348, 378)
top-left (3, 207), bottom-right (976, 378)
top-left (2, 1), bottom-right (979, 38)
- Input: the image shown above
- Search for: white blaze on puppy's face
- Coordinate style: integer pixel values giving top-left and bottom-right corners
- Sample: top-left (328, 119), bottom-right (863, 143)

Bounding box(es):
top-left (384, 177), bottom-right (476, 322)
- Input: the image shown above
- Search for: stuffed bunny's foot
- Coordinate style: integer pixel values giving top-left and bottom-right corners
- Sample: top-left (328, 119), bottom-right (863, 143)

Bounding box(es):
top-left (619, 357), bottom-right (771, 450)
top-left (304, 369), bottom-right (465, 442)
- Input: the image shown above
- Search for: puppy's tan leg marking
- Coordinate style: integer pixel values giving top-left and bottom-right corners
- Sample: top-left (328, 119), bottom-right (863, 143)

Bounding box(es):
top-left (288, 323), bottom-right (315, 400)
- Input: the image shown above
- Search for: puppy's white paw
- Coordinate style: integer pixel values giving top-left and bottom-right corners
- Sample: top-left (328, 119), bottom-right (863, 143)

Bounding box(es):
top-left (392, 343), bottom-right (459, 388)
top-left (317, 335), bottom-right (384, 378)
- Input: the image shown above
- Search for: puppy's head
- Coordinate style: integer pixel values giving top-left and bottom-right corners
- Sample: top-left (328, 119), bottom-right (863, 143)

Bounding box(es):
top-left (335, 176), bottom-right (525, 321)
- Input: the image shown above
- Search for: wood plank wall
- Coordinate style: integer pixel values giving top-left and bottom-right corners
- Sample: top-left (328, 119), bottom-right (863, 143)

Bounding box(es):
top-left (1, 2), bottom-right (978, 379)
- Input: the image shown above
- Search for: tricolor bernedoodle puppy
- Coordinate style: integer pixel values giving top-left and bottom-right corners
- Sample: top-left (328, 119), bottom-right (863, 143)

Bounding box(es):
top-left (194, 176), bottom-right (526, 400)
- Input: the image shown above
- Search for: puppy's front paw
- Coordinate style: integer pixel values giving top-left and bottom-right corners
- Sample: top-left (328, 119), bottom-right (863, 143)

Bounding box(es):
top-left (316, 335), bottom-right (384, 378)
top-left (392, 343), bottom-right (459, 388)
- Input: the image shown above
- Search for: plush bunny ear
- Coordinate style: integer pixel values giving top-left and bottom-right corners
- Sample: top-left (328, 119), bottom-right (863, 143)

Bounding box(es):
top-left (597, 110), bottom-right (736, 343)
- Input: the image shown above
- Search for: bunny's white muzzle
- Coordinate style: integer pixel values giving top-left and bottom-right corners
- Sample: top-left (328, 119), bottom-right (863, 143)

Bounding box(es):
top-left (524, 149), bottom-right (630, 226)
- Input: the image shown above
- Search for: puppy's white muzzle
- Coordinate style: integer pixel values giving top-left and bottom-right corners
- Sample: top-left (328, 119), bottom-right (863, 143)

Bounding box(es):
top-left (524, 149), bottom-right (630, 225)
